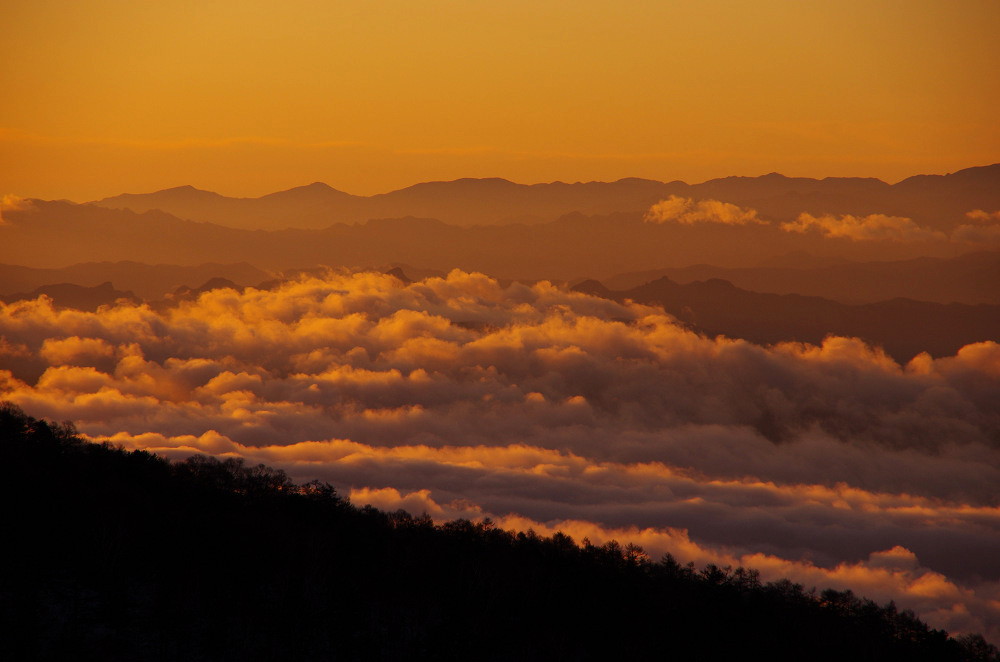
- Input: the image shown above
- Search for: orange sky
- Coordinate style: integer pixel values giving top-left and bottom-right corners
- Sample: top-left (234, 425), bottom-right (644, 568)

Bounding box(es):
top-left (2, 0), bottom-right (998, 200)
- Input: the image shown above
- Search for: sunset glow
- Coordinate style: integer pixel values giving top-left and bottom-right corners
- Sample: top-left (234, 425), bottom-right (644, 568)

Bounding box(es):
top-left (3, 0), bottom-right (999, 200)
top-left (2, 0), bottom-right (999, 655)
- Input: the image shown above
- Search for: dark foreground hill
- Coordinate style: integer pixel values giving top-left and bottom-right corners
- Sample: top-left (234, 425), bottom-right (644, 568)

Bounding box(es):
top-left (2, 403), bottom-right (996, 661)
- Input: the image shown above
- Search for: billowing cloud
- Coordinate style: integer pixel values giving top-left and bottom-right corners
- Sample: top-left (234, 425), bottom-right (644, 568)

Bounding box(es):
top-left (780, 213), bottom-right (947, 242)
top-left (644, 196), bottom-right (764, 225)
top-left (1, 269), bottom-right (999, 641)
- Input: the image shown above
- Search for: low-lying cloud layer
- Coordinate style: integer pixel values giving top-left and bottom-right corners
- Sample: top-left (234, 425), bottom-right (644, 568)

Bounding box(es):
top-left (643, 198), bottom-right (1000, 248)
top-left (2, 271), bottom-right (998, 640)
top-left (780, 213), bottom-right (948, 242)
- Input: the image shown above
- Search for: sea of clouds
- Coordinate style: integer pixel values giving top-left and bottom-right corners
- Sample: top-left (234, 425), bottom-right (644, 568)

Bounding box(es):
top-left (2, 270), bottom-right (998, 640)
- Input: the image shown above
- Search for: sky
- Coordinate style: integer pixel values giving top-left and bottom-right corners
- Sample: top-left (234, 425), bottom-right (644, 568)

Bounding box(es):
top-left (3, 0), bottom-right (999, 200)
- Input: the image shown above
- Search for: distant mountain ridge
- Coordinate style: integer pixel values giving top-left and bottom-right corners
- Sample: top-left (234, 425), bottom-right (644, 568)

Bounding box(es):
top-left (602, 252), bottom-right (1000, 305)
top-left (2, 199), bottom-right (994, 295)
top-left (0, 281), bottom-right (140, 311)
top-left (575, 275), bottom-right (1000, 364)
top-left (0, 261), bottom-right (270, 300)
top-left (87, 164), bottom-right (1000, 230)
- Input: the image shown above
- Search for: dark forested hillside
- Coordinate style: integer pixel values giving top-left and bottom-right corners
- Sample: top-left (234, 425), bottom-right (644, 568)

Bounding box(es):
top-left (2, 403), bottom-right (997, 661)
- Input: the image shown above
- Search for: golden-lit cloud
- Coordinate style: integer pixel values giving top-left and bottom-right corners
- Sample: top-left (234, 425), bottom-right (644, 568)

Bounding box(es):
top-left (2, 270), bottom-right (999, 640)
top-left (644, 196), bottom-right (764, 225)
top-left (780, 213), bottom-right (947, 242)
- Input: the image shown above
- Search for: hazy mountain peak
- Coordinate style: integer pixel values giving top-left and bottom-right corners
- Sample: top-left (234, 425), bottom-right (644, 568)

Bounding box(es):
top-left (91, 185), bottom-right (223, 208)
top-left (396, 177), bottom-right (518, 193)
top-left (261, 181), bottom-right (353, 200)
top-left (152, 185), bottom-right (220, 197)
top-left (614, 177), bottom-right (664, 185)
top-left (287, 181), bottom-right (341, 194)
top-left (700, 172), bottom-right (794, 186)
top-left (570, 279), bottom-right (611, 297)
top-left (894, 162), bottom-right (1000, 188)
top-left (384, 266), bottom-right (412, 283)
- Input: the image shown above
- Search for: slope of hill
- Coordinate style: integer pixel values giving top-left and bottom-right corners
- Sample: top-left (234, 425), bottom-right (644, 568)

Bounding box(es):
top-left (87, 164), bottom-right (1000, 230)
top-left (3, 402), bottom-right (993, 661)
top-left (578, 277), bottom-right (1000, 363)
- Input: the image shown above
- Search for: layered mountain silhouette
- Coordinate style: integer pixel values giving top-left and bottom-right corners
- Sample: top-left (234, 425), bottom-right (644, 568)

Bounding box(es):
top-left (88, 164), bottom-right (1000, 230)
top-left (4, 164), bottom-right (997, 315)
top-left (0, 261), bottom-right (270, 300)
top-left (0, 281), bottom-right (140, 311)
top-left (574, 276), bottom-right (1000, 363)
top-left (602, 251), bottom-right (1000, 305)
top-left (0, 200), bottom-right (979, 282)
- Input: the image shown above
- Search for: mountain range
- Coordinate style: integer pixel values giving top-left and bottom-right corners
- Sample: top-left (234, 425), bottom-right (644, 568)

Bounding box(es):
top-left (0, 200), bottom-right (976, 279)
top-left (0, 281), bottom-right (140, 311)
top-left (574, 276), bottom-right (1000, 364)
top-left (600, 251), bottom-right (1000, 305)
top-left (87, 164), bottom-right (1000, 230)
top-left (0, 261), bottom-right (270, 300)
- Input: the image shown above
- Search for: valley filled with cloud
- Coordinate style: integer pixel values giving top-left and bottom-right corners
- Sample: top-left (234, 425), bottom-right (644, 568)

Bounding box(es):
top-left (2, 268), bottom-right (998, 640)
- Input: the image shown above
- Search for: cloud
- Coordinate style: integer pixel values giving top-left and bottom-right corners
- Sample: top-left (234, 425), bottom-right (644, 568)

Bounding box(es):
top-left (2, 269), bottom-right (999, 641)
top-left (965, 210), bottom-right (1000, 223)
top-left (644, 196), bottom-right (764, 225)
top-left (952, 211), bottom-right (1000, 245)
top-left (39, 336), bottom-right (117, 368)
top-left (780, 213), bottom-right (947, 242)
top-left (345, 487), bottom-right (1000, 643)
